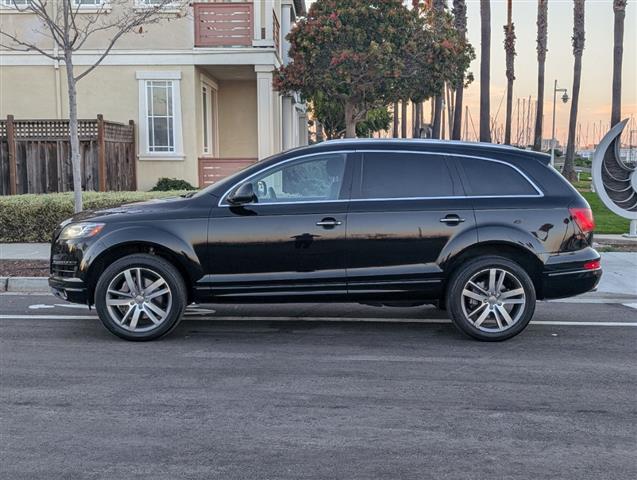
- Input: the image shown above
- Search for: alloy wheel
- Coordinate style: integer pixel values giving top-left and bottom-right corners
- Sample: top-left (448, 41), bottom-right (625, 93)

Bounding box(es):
top-left (105, 267), bottom-right (172, 332)
top-left (460, 268), bottom-right (526, 333)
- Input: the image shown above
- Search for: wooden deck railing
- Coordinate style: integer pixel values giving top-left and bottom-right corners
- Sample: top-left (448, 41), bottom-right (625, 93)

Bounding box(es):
top-left (194, 2), bottom-right (254, 47)
top-left (0, 115), bottom-right (136, 195)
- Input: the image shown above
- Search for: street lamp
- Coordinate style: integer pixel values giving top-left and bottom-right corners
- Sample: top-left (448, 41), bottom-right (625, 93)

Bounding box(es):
top-left (550, 80), bottom-right (569, 167)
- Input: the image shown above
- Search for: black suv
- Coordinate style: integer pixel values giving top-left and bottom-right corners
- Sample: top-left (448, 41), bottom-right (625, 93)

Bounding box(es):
top-left (50, 140), bottom-right (601, 341)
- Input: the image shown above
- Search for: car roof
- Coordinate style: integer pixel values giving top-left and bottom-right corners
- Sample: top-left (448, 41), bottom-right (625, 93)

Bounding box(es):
top-left (288, 139), bottom-right (551, 165)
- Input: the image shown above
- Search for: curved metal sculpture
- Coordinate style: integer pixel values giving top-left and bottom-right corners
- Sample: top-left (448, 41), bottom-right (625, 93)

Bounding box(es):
top-left (592, 119), bottom-right (637, 237)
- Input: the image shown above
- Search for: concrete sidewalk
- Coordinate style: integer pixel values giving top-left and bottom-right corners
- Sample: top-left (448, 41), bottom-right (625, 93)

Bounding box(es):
top-left (0, 243), bottom-right (49, 260)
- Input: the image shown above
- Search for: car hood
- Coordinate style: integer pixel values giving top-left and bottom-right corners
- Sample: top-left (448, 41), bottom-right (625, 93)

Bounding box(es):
top-left (61, 195), bottom-right (195, 225)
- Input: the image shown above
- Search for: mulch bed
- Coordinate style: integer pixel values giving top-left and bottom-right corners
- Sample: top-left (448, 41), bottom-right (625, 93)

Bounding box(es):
top-left (0, 260), bottom-right (49, 277)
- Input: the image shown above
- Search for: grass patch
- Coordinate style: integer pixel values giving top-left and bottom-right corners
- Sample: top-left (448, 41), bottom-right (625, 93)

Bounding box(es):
top-left (570, 177), bottom-right (630, 234)
top-left (580, 191), bottom-right (630, 234)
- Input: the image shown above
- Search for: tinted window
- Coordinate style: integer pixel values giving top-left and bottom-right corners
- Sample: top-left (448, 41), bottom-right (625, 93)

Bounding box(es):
top-left (359, 153), bottom-right (455, 199)
top-left (459, 158), bottom-right (539, 196)
top-left (244, 154), bottom-right (346, 203)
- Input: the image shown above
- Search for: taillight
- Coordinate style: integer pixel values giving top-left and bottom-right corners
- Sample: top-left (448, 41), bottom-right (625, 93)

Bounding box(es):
top-left (583, 259), bottom-right (601, 270)
top-left (569, 207), bottom-right (595, 234)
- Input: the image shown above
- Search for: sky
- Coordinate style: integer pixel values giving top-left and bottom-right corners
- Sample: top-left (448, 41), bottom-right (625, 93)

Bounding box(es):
top-left (304, 1), bottom-right (637, 147)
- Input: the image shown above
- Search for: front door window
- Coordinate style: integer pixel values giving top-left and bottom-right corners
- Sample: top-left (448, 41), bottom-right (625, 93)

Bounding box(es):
top-left (245, 154), bottom-right (346, 204)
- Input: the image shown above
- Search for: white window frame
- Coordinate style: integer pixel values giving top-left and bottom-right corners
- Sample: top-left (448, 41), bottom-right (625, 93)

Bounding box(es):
top-left (200, 76), bottom-right (219, 158)
top-left (136, 71), bottom-right (184, 161)
top-left (0, 0), bottom-right (30, 12)
top-left (72, 0), bottom-right (112, 13)
top-left (134, 0), bottom-right (181, 13)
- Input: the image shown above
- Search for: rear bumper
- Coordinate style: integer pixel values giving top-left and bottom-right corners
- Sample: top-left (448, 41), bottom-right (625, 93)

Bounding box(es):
top-left (540, 247), bottom-right (602, 299)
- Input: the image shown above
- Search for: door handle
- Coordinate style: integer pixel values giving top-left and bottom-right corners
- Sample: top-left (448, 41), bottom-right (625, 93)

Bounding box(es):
top-left (316, 218), bottom-right (342, 227)
top-left (440, 215), bottom-right (465, 224)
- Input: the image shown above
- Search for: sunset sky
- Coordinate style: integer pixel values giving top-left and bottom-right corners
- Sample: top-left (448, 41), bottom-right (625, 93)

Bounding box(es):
top-left (304, 1), bottom-right (637, 146)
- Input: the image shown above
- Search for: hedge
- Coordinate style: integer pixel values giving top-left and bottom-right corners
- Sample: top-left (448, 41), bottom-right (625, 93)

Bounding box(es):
top-left (0, 191), bottom-right (190, 243)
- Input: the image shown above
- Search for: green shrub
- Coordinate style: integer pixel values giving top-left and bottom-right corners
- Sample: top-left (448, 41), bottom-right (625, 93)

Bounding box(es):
top-left (0, 191), bottom-right (189, 243)
top-left (150, 177), bottom-right (196, 191)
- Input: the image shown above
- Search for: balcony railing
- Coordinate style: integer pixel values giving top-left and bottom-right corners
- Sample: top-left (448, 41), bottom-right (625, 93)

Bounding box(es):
top-left (194, 2), bottom-right (254, 47)
top-left (193, 1), bottom-right (281, 52)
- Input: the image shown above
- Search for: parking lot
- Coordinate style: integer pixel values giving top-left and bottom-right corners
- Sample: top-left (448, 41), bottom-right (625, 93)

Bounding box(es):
top-left (1, 296), bottom-right (636, 480)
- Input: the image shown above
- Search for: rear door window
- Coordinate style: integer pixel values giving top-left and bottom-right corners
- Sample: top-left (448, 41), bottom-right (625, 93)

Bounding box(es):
top-left (357, 152), bottom-right (457, 199)
top-left (457, 157), bottom-right (540, 196)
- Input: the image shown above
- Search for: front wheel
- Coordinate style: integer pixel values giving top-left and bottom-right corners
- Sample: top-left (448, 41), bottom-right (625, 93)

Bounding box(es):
top-left (94, 254), bottom-right (187, 341)
top-left (446, 256), bottom-right (536, 341)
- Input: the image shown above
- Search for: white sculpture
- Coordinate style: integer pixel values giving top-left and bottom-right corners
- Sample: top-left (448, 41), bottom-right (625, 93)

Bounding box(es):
top-left (591, 119), bottom-right (637, 238)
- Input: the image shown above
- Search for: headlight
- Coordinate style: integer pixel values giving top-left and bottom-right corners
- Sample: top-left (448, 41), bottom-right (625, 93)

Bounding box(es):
top-left (59, 222), bottom-right (105, 240)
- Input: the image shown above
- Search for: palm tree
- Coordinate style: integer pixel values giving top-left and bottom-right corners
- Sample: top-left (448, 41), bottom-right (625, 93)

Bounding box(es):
top-left (533, 0), bottom-right (548, 151)
top-left (563, 0), bottom-right (585, 181)
top-left (503, 0), bottom-right (516, 145)
top-left (431, 0), bottom-right (447, 139)
top-left (451, 0), bottom-right (467, 140)
top-left (611, 0), bottom-right (627, 127)
top-left (479, 0), bottom-right (491, 142)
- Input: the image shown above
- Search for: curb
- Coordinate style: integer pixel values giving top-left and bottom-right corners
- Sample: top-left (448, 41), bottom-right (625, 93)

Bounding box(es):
top-left (0, 277), bottom-right (49, 293)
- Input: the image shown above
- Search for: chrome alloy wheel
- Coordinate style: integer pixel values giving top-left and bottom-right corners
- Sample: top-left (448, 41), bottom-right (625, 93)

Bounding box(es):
top-left (105, 267), bottom-right (172, 332)
top-left (460, 268), bottom-right (526, 333)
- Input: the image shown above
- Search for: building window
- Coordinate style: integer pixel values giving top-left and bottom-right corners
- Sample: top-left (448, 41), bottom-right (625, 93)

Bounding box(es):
top-left (73, 0), bottom-right (105, 6)
top-left (2, 0), bottom-right (29, 7)
top-left (136, 71), bottom-right (183, 159)
top-left (201, 80), bottom-right (218, 156)
top-left (145, 81), bottom-right (176, 153)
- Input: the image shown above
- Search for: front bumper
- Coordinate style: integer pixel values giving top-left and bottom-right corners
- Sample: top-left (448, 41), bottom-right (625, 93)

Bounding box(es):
top-left (540, 247), bottom-right (602, 299)
top-left (49, 276), bottom-right (89, 304)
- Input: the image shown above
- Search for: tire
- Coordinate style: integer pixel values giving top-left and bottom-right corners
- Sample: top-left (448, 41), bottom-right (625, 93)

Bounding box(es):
top-left (94, 253), bottom-right (187, 341)
top-left (446, 256), bottom-right (536, 341)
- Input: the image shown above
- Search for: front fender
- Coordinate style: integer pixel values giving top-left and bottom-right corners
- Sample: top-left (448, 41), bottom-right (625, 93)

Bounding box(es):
top-left (85, 225), bottom-right (204, 281)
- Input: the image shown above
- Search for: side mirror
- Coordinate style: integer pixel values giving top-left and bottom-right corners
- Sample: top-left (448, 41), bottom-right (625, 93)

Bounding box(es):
top-left (227, 182), bottom-right (256, 205)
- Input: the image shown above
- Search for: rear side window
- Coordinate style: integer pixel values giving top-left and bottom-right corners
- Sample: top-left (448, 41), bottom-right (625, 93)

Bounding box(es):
top-left (359, 152), bottom-right (456, 199)
top-left (458, 158), bottom-right (539, 196)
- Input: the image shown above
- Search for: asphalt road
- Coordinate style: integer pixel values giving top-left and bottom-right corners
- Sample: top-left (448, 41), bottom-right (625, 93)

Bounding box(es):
top-left (1, 294), bottom-right (636, 480)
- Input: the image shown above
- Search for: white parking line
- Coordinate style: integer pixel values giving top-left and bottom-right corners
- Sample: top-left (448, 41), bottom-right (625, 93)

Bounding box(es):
top-left (1, 314), bottom-right (636, 326)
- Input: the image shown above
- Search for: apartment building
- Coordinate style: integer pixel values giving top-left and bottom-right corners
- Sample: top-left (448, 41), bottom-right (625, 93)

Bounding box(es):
top-left (0, 0), bottom-right (308, 190)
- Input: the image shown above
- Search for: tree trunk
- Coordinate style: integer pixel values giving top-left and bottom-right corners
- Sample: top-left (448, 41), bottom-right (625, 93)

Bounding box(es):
top-left (451, 0), bottom-right (467, 140)
top-left (611, 0), bottom-right (626, 127)
top-left (432, 96), bottom-right (442, 139)
top-left (452, 87), bottom-right (463, 140)
top-left (564, 0), bottom-right (585, 182)
top-left (533, 0), bottom-right (548, 151)
top-left (479, 0), bottom-right (491, 142)
top-left (392, 102), bottom-right (399, 138)
top-left (344, 101), bottom-right (357, 138)
top-left (65, 54), bottom-right (83, 213)
top-left (401, 100), bottom-right (408, 138)
top-left (413, 102), bottom-right (422, 138)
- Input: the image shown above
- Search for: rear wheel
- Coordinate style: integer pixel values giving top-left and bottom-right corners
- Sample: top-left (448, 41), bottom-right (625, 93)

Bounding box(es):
top-left (446, 256), bottom-right (536, 341)
top-left (94, 254), bottom-right (186, 341)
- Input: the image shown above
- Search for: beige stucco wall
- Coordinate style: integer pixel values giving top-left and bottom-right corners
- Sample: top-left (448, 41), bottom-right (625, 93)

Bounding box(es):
top-left (217, 79), bottom-right (258, 158)
top-left (0, 63), bottom-right (264, 190)
top-left (0, 64), bottom-right (201, 191)
top-left (0, 2), bottom-right (193, 52)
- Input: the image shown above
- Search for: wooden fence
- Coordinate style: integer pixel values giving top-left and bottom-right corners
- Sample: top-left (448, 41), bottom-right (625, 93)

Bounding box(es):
top-left (0, 115), bottom-right (136, 195)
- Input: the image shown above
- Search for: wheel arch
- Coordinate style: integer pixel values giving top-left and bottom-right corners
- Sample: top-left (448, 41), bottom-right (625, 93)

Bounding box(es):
top-left (85, 240), bottom-right (199, 304)
top-left (441, 241), bottom-right (545, 301)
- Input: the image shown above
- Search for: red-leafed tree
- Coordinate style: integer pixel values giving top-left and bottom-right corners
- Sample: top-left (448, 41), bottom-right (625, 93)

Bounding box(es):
top-left (274, 0), bottom-right (473, 138)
